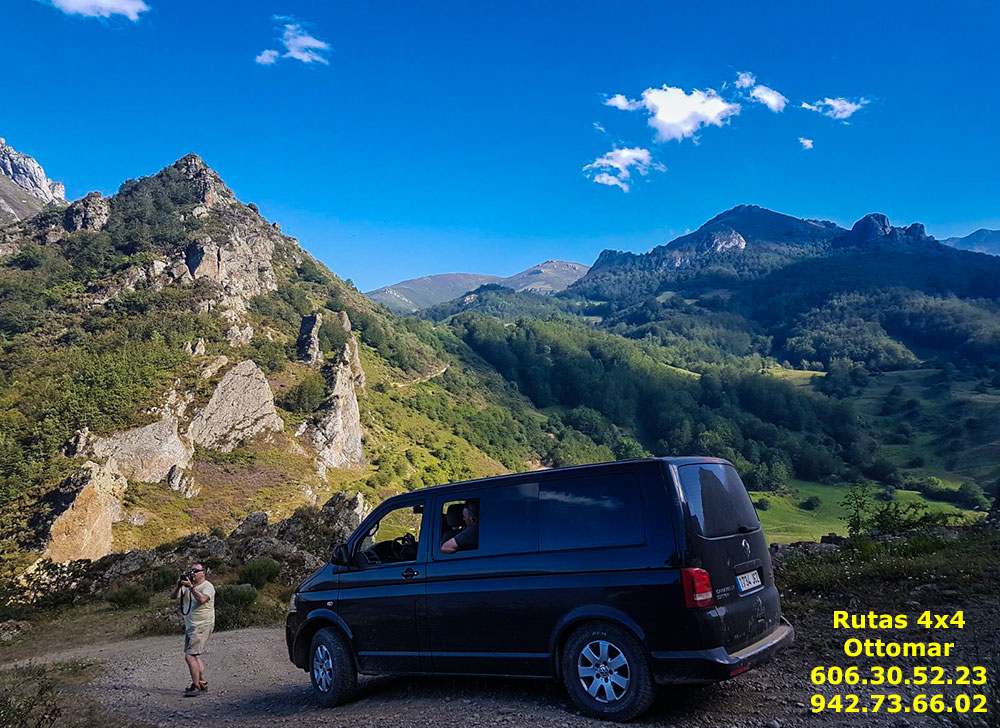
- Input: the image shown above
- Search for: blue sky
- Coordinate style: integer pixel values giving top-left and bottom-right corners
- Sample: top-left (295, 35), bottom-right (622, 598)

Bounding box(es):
top-left (4, 0), bottom-right (999, 290)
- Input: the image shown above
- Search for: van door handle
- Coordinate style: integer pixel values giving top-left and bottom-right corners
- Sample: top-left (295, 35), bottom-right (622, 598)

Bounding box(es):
top-left (401, 568), bottom-right (419, 580)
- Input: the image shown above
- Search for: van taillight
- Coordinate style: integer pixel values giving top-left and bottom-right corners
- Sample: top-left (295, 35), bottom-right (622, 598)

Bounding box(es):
top-left (681, 568), bottom-right (714, 609)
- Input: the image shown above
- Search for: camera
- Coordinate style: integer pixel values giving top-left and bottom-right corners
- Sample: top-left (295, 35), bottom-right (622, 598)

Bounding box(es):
top-left (179, 569), bottom-right (196, 583)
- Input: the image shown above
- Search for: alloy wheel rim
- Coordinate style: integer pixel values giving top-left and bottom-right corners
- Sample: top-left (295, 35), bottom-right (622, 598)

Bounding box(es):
top-left (312, 644), bottom-right (333, 692)
top-left (577, 639), bottom-right (630, 703)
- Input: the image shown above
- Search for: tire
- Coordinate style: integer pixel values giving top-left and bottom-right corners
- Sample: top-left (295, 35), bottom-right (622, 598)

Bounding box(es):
top-left (560, 622), bottom-right (655, 722)
top-left (309, 627), bottom-right (358, 707)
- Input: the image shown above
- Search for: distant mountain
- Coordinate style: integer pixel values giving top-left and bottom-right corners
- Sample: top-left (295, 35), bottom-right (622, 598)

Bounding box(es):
top-left (573, 204), bottom-right (844, 303)
top-left (943, 229), bottom-right (1000, 256)
top-left (367, 260), bottom-right (589, 313)
top-left (0, 137), bottom-right (65, 224)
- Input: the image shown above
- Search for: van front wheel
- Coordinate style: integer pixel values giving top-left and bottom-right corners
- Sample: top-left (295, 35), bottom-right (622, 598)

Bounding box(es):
top-left (309, 628), bottom-right (357, 707)
top-left (561, 622), bottom-right (655, 721)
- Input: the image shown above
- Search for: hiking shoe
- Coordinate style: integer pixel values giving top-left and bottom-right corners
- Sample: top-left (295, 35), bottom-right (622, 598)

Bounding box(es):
top-left (184, 683), bottom-right (201, 697)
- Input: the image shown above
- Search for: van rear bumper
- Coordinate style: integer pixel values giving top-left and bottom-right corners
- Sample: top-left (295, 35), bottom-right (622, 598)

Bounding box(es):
top-left (649, 618), bottom-right (794, 684)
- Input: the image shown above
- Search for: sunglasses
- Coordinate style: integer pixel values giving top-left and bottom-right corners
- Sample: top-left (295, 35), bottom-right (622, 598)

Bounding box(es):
top-left (189, 568), bottom-right (204, 573)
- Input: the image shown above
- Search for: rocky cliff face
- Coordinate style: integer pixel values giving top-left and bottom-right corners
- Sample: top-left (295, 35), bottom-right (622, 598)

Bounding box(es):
top-left (189, 360), bottom-right (285, 452)
top-left (0, 137), bottom-right (66, 224)
top-left (43, 461), bottom-right (127, 562)
top-left (831, 213), bottom-right (936, 249)
top-left (296, 344), bottom-right (367, 477)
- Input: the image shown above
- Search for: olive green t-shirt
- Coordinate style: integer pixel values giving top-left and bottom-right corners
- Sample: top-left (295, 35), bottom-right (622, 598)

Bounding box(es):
top-left (182, 580), bottom-right (216, 630)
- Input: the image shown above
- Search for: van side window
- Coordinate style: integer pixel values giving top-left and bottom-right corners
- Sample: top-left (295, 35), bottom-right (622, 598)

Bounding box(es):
top-left (539, 474), bottom-right (644, 551)
top-left (437, 483), bottom-right (538, 558)
top-left (356, 502), bottom-right (424, 567)
top-left (439, 499), bottom-right (480, 553)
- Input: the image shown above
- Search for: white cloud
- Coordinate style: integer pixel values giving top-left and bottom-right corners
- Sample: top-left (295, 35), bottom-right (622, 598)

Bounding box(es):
top-left (607, 86), bottom-right (741, 143)
top-left (750, 84), bottom-right (788, 112)
top-left (593, 122), bottom-right (607, 133)
top-left (583, 147), bottom-right (664, 192)
top-left (257, 17), bottom-right (331, 66)
top-left (255, 49), bottom-right (279, 65)
top-left (592, 173), bottom-right (629, 192)
top-left (799, 137), bottom-right (814, 149)
top-left (735, 71), bottom-right (756, 89)
top-left (802, 97), bottom-right (867, 120)
top-left (49, 0), bottom-right (149, 20)
top-left (604, 93), bottom-right (643, 111)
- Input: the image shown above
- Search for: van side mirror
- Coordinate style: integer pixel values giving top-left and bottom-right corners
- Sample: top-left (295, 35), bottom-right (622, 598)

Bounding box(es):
top-left (331, 543), bottom-right (350, 566)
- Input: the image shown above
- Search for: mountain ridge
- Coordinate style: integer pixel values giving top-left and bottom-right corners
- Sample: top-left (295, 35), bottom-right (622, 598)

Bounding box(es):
top-left (0, 136), bottom-right (66, 224)
top-left (366, 259), bottom-right (588, 313)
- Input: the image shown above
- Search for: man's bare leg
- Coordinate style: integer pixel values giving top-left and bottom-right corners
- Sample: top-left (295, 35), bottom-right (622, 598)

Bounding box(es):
top-left (185, 653), bottom-right (200, 685)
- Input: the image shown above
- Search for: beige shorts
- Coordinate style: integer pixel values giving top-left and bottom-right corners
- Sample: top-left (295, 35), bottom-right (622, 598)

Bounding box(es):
top-left (184, 624), bottom-right (214, 656)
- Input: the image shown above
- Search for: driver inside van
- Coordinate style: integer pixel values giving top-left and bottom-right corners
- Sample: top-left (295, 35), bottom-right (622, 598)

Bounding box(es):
top-left (440, 500), bottom-right (478, 553)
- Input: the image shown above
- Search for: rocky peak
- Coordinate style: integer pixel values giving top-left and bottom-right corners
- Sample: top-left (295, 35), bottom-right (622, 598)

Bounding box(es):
top-left (833, 213), bottom-right (935, 249)
top-left (167, 153), bottom-right (237, 207)
top-left (64, 192), bottom-right (111, 232)
top-left (0, 137), bottom-right (66, 205)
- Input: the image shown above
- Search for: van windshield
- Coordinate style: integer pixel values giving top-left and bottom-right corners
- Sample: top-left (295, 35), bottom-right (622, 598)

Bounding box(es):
top-left (677, 463), bottom-right (760, 538)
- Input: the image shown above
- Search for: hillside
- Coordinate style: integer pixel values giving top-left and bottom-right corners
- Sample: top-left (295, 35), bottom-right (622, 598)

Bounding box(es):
top-left (0, 156), bottom-right (612, 580)
top-left (944, 228), bottom-right (1000, 256)
top-left (366, 260), bottom-right (588, 313)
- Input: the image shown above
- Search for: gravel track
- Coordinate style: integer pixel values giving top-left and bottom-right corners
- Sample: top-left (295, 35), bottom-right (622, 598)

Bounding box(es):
top-left (21, 596), bottom-right (998, 728)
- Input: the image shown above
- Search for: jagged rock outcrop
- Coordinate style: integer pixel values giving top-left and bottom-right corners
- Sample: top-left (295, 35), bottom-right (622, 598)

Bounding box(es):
top-left (188, 360), bottom-right (284, 451)
top-left (296, 349), bottom-right (367, 477)
top-left (166, 464), bottom-right (199, 499)
top-left (297, 312), bottom-right (323, 364)
top-left (832, 213), bottom-right (935, 249)
top-left (65, 416), bottom-right (193, 485)
top-left (43, 461), bottom-right (127, 562)
top-left (63, 192), bottom-right (111, 232)
top-left (337, 311), bottom-right (366, 389)
top-left (0, 138), bottom-right (66, 203)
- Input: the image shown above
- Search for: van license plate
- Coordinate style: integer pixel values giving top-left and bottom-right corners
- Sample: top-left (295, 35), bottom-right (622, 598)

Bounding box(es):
top-left (736, 570), bottom-right (762, 593)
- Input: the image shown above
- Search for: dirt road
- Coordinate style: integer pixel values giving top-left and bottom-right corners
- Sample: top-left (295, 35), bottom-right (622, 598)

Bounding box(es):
top-left (29, 596), bottom-right (999, 728)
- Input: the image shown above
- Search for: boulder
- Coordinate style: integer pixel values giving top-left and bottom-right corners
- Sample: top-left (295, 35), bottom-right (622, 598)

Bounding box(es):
top-left (201, 355), bottom-right (229, 379)
top-left (166, 464), bottom-right (199, 499)
top-left (43, 461), bottom-right (128, 562)
top-left (321, 492), bottom-right (370, 535)
top-left (88, 417), bottom-right (193, 483)
top-left (63, 192), bottom-right (111, 232)
top-left (188, 360), bottom-right (284, 452)
top-left (231, 511), bottom-right (270, 539)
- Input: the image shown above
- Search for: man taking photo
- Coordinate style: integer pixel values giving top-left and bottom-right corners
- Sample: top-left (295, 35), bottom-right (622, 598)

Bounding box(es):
top-left (170, 562), bottom-right (215, 697)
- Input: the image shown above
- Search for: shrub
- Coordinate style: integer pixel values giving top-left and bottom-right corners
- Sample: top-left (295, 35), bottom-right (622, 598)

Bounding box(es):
top-left (754, 498), bottom-right (771, 511)
top-left (214, 584), bottom-right (259, 631)
top-left (105, 584), bottom-right (150, 610)
top-left (239, 558), bottom-right (282, 589)
top-left (146, 566), bottom-right (177, 592)
top-left (281, 373), bottom-right (326, 413)
top-left (798, 496), bottom-right (822, 511)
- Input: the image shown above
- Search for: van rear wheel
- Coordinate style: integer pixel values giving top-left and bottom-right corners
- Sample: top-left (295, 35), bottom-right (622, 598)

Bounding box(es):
top-left (561, 622), bottom-right (654, 721)
top-left (309, 628), bottom-right (357, 707)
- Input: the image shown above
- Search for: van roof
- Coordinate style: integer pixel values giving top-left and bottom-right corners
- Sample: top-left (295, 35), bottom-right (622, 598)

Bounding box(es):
top-left (385, 456), bottom-right (732, 502)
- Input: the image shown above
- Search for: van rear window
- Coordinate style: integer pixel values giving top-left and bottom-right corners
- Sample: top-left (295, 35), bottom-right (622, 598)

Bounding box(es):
top-left (677, 463), bottom-right (759, 538)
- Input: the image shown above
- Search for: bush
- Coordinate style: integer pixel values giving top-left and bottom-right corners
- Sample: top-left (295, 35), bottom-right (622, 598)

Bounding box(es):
top-left (105, 584), bottom-right (150, 610)
top-left (239, 558), bottom-right (282, 589)
top-left (281, 373), bottom-right (326, 413)
top-left (754, 497), bottom-right (771, 511)
top-left (146, 566), bottom-right (177, 592)
top-left (798, 496), bottom-right (822, 511)
top-left (214, 584), bottom-right (259, 631)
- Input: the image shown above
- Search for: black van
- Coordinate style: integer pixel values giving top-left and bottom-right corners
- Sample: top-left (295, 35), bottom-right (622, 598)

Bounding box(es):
top-left (284, 457), bottom-right (793, 721)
